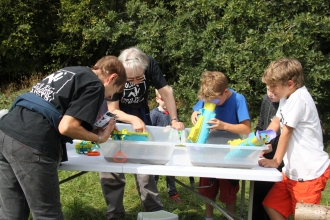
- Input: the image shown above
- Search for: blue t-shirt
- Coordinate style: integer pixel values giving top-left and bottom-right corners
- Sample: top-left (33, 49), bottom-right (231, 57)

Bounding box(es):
top-left (192, 89), bottom-right (250, 125)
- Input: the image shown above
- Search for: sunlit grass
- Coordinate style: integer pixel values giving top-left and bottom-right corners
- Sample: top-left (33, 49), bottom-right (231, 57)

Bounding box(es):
top-left (56, 171), bottom-right (330, 220)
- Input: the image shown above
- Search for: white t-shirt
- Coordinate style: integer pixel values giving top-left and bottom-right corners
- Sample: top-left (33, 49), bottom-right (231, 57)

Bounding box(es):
top-left (276, 86), bottom-right (329, 181)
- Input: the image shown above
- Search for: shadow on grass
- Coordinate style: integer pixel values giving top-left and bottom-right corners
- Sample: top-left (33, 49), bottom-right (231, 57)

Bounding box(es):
top-left (63, 198), bottom-right (106, 220)
top-left (62, 195), bottom-right (157, 220)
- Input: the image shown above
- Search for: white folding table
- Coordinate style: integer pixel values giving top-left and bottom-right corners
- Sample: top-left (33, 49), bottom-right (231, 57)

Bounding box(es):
top-left (58, 145), bottom-right (282, 220)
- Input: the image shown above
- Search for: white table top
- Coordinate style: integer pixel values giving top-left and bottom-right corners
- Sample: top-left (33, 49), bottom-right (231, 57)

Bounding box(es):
top-left (58, 145), bottom-right (282, 182)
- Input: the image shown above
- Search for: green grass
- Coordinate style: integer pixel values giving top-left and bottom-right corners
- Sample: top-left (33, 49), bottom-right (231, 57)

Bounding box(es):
top-left (56, 171), bottom-right (330, 220)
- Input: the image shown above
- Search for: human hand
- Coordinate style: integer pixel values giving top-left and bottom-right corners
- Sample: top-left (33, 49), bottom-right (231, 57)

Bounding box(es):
top-left (132, 116), bottom-right (146, 132)
top-left (99, 117), bottom-right (116, 143)
top-left (260, 143), bottom-right (273, 157)
top-left (207, 118), bottom-right (226, 132)
top-left (171, 120), bottom-right (185, 130)
top-left (258, 158), bottom-right (279, 168)
top-left (191, 111), bottom-right (200, 124)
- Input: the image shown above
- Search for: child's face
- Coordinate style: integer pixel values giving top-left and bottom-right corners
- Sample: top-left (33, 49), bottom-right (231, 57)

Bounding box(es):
top-left (156, 96), bottom-right (167, 109)
top-left (267, 81), bottom-right (293, 99)
top-left (266, 86), bottom-right (280, 103)
top-left (216, 89), bottom-right (229, 106)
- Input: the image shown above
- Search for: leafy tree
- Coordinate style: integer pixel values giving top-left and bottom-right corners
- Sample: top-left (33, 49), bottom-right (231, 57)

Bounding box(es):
top-left (0, 0), bottom-right (61, 85)
top-left (1, 0), bottom-right (330, 144)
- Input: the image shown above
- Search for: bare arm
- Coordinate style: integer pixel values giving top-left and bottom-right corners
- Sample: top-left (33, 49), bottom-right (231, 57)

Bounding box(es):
top-left (207, 118), bottom-right (251, 135)
top-left (58, 115), bottom-right (116, 143)
top-left (107, 100), bottom-right (146, 132)
top-left (158, 85), bottom-right (185, 130)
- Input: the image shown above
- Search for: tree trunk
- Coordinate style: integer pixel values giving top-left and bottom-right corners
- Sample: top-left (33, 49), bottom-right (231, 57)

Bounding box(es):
top-left (295, 202), bottom-right (330, 220)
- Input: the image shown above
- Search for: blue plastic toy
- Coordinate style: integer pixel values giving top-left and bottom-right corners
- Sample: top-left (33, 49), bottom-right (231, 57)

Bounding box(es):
top-left (187, 99), bottom-right (219, 143)
top-left (225, 129), bottom-right (276, 159)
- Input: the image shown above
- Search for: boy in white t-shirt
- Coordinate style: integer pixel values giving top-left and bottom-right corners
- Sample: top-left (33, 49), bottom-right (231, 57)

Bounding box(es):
top-left (259, 58), bottom-right (330, 219)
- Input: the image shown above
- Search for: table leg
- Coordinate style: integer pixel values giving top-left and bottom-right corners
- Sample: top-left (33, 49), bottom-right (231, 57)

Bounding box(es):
top-left (240, 180), bottom-right (245, 218)
top-left (248, 181), bottom-right (254, 220)
top-left (59, 171), bottom-right (88, 184)
top-left (172, 177), bottom-right (243, 220)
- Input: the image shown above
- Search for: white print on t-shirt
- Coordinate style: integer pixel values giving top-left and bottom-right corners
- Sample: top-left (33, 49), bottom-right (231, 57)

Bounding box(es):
top-left (31, 69), bottom-right (75, 102)
top-left (121, 78), bottom-right (147, 105)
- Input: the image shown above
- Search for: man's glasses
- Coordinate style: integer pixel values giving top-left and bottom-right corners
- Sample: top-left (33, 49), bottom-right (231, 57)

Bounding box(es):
top-left (127, 75), bottom-right (145, 83)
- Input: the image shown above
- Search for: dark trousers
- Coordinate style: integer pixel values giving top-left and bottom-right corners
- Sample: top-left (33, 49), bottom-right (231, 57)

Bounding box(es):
top-left (252, 180), bottom-right (275, 220)
top-left (100, 172), bottom-right (163, 219)
top-left (154, 175), bottom-right (178, 197)
top-left (0, 130), bottom-right (64, 220)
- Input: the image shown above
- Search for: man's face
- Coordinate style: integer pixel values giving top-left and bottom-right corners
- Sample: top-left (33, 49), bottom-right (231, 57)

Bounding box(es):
top-left (126, 66), bottom-right (145, 85)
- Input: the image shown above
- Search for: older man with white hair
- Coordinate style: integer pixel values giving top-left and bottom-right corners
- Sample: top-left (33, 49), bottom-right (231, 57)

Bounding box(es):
top-left (100, 47), bottom-right (184, 220)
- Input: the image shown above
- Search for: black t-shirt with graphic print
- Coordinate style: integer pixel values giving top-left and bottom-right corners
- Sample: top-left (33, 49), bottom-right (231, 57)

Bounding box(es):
top-left (111, 56), bottom-right (167, 121)
top-left (0, 66), bottom-right (104, 160)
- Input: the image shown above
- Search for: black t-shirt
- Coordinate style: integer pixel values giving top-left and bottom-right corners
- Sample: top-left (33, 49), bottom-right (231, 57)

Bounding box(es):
top-left (111, 56), bottom-right (167, 110)
top-left (111, 56), bottom-right (167, 123)
top-left (0, 66), bottom-right (104, 160)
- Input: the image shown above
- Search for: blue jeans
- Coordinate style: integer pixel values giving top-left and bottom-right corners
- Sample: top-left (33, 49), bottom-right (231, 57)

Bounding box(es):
top-left (0, 130), bottom-right (64, 220)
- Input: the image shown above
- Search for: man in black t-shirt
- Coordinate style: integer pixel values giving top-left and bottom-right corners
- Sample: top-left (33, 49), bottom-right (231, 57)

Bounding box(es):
top-left (0, 56), bottom-right (126, 220)
top-left (100, 47), bottom-right (184, 220)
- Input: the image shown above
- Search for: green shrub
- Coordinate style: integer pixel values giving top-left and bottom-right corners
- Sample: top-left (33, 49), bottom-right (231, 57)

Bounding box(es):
top-left (1, 0), bottom-right (330, 143)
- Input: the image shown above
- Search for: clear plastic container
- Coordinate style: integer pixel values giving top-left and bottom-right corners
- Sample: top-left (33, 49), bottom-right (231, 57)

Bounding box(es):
top-left (100, 123), bottom-right (176, 164)
top-left (185, 130), bottom-right (267, 169)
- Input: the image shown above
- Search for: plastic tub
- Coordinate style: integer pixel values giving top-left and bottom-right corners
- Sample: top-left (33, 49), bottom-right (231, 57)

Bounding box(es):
top-left (100, 123), bottom-right (178, 164)
top-left (185, 130), bottom-right (267, 169)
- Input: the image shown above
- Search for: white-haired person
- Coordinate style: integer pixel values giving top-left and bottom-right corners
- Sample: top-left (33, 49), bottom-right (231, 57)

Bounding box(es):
top-left (99, 47), bottom-right (185, 220)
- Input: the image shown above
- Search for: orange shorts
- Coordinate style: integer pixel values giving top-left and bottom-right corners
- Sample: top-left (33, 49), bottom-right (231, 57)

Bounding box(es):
top-left (263, 165), bottom-right (330, 218)
top-left (198, 178), bottom-right (239, 204)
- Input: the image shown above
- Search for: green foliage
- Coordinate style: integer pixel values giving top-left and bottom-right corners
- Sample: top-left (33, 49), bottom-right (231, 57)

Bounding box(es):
top-left (0, 0), bottom-right (61, 83)
top-left (1, 0), bottom-right (330, 141)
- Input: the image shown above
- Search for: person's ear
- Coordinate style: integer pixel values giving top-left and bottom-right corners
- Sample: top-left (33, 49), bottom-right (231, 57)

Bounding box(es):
top-left (287, 80), bottom-right (295, 88)
top-left (108, 73), bottom-right (118, 83)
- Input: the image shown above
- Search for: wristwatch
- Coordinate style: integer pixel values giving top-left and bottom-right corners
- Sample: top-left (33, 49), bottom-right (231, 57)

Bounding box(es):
top-left (171, 118), bottom-right (180, 122)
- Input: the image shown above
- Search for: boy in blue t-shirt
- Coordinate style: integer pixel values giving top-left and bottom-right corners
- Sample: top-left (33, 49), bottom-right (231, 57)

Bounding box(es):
top-left (150, 87), bottom-right (182, 204)
top-left (191, 71), bottom-right (251, 220)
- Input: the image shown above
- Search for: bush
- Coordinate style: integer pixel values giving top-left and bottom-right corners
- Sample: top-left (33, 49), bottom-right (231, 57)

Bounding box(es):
top-left (1, 0), bottom-right (330, 142)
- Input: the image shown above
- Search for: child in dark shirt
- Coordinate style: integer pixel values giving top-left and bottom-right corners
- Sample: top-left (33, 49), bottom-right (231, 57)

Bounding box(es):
top-left (253, 87), bottom-right (284, 220)
top-left (150, 87), bottom-right (182, 204)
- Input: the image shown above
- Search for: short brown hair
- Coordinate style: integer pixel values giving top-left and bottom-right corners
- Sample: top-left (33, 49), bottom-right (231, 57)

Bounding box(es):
top-left (198, 71), bottom-right (228, 101)
top-left (92, 56), bottom-right (127, 92)
top-left (262, 58), bottom-right (304, 88)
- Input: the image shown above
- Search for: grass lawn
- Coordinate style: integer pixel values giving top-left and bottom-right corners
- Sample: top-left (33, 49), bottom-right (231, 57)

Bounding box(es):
top-left (57, 170), bottom-right (330, 220)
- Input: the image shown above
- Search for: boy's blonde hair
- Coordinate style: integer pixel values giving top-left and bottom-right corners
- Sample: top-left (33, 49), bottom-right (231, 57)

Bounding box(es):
top-left (198, 71), bottom-right (228, 101)
top-left (155, 86), bottom-right (173, 98)
top-left (262, 58), bottom-right (304, 88)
